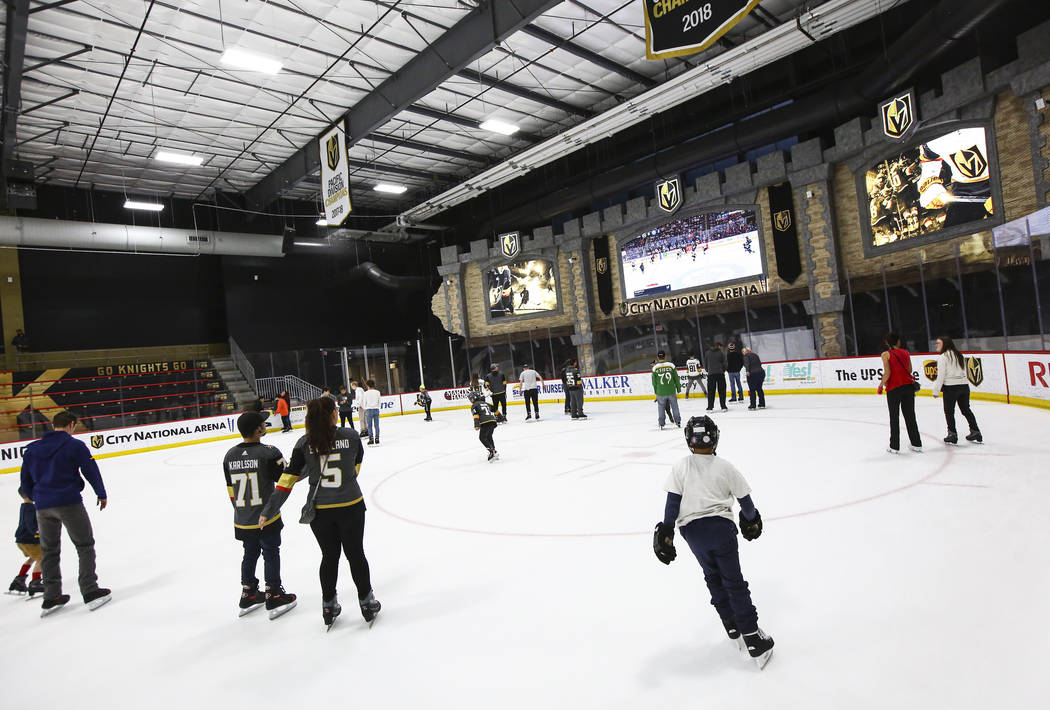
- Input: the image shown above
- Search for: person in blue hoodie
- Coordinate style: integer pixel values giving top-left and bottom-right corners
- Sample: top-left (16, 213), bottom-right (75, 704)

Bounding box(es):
top-left (19, 410), bottom-right (111, 616)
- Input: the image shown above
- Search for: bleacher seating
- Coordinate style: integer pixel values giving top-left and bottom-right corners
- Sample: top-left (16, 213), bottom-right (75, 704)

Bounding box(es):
top-left (1, 360), bottom-right (233, 439)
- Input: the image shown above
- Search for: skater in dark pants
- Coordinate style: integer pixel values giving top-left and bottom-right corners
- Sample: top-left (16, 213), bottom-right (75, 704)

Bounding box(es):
top-left (259, 397), bottom-right (380, 630)
top-left (878, 333), bottom-right (923, 454)
top-left (564, 358), bottom-right (586, 419)
top-left (415, 386), bottom-right (433, 421)
top-left (485, 364), bottom-right (508, 421)
top-left (652, 416), bottom-right (774, 668)
top-left (561, 361), bottom-right (572, 414)
top-left (518, 363), bottom-right (542, 420)
top-left (222, 411), bottom-right (296, 619)
top-left (726, 342), bottom-right (744, 402)
top-left (276, 391), bottom-right (292, 432)
top-left (930, 336), bottom-right (982, 445)
top-left (742, 347), bottom-right (766, 410)
top-left (704, 343), bottom-right (728, 411)
top-left (684, 353), bottom-right (707, 399)
top-left (469, 392), bottom-right (499, 461)
top-left (19, 411), bottom-right (111, 616)
top-left (337, 385), bottom-right (354, 428)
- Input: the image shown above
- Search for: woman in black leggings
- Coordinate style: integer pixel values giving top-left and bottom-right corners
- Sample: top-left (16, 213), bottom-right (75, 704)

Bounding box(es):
top-left (259, 396), bottom-right (380, 628)
top-left (930, 336), bottom-right (982, 445)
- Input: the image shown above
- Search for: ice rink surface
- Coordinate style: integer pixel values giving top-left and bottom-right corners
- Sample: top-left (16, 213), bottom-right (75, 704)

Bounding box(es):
top-left (2, 394), bottom-right (1048, 708)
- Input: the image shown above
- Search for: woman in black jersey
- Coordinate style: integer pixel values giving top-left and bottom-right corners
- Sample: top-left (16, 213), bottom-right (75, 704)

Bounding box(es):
top-left (259, 397), bottom-right (380, 629)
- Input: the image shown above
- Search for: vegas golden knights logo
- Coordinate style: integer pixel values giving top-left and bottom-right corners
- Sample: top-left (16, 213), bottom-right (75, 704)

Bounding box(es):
top-left (595, 256), bottom-right (608, 275)
top-left (923, 360), bottom-right (938, 382)
top-left (326, 134), bottom-right (340, 171)
top-left (656, 177), bottom-right (681, 213)
top-left (774, 210), bottom-right (791, 232)
top-left (618, 302), bottom-right (628, 317)
top-left (952, 147), bottom-right (987, 180)
top-left (966, 356), bottom-right (984, 387)
top-left (499, 231), bottom-right (520, 260)
top-left (90, 435), bottom-right (104, 449)
top-left (880, 94), bottom-right (914, 139)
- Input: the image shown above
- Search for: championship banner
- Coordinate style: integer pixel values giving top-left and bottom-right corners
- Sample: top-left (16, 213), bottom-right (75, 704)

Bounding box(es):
top-left (767, 182), bottom-right (802, 284)
top-left (643, 0), bottom-right (762, 60)
top-left (320, 123), bottom-right (352, 227)
top-left (592, 235), bottom-right (614, 316)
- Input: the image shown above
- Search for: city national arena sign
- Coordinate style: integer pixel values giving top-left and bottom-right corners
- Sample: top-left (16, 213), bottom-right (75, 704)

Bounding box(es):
top-left (618, 283), bottom-right (762, 316)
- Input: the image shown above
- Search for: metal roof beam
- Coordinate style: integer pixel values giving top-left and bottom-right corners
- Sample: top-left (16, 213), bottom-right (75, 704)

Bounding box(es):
top-left (519, 24), bottom-right (657, 89)
top-left (244, 0), bottom-right (562, 210)
top-left (2, 0), bottom-right (30, 172)
top-left (369, 132), bottom-right (488, 164)
top-left (457, 67), bottom-right (593, 117)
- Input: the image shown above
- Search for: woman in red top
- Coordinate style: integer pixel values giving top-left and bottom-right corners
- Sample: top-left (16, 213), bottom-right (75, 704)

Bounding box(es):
top-left (877, 333), bottom-right (923, 454)
top-left (275, 391), bottom-right (291, 433)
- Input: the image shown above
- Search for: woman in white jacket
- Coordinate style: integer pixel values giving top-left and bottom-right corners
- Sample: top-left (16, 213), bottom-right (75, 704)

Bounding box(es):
top-left (930, 336), bottom-right (982, 445)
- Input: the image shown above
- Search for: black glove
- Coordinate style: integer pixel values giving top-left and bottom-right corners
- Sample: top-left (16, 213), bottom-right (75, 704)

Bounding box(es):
top-left (739, 509), bottom-right (763, 541)
top-left (653, 522), bottom-right (676, 565)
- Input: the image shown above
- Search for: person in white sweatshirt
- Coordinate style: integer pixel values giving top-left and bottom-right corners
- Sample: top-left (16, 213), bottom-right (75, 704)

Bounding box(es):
top-left (930, 336), bottom-right (982, 445)
top-left (361, 380), bottom-right (383, 446)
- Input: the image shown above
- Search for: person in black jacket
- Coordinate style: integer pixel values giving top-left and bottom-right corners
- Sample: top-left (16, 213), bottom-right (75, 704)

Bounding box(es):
top-left (742, 347), bottom-right (766, 410)
top-left (726, 342), bottom-right (744, 403)
top-left (563, 358), bottom-right (586, 419)
top-left (484, 364), bottom-right (508, 421)
top-left (415, 387), bottom-right (433, 421)
top-left (337, 385), bottom-right (354, 427)
top-left (704, 343), bottom-right (728, 412)
top-left (470, 392), bottom-right (499, 461)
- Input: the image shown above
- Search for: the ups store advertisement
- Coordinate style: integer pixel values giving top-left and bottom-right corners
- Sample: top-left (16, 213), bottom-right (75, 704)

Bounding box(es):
top-left (643, 0), bottom-right (762, 59)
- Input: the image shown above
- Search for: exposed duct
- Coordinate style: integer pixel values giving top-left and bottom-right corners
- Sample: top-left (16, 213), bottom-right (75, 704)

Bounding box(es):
top-left (0, 216), bottom-right (285, 257)
top-left (471, 0), bottom-right (1012, 233)
top-left (348, 261), bottom-right (429, 289)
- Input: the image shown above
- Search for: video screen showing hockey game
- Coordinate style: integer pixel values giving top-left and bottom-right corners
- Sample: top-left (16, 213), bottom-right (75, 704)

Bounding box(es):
top-left (865, 126), bottom-right (996, 248)
top-left (486, 258), bottom-right (558, 319)
top-left (619, 209), bottom-right (763, 299)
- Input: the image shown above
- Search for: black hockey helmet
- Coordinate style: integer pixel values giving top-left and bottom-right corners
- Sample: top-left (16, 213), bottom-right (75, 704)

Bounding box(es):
top-left (468, 391), bottom-right (483, 403)
top-left (490, 363), bottom-right (498, 371)
top-left (684, 416), bottom-right (719, 452)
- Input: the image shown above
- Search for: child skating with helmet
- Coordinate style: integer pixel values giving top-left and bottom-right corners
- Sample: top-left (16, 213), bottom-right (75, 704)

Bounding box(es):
top-left (468, 392), bottom-right (499, 462)
top-left (652, 415), bottom-right (774, 669)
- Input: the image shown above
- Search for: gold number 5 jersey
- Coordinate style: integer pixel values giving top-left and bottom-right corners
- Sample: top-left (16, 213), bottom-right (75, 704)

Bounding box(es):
top-left (222, 442), bottom-right (287, 540)
top-left (260, 427), bottom-right (365, 520)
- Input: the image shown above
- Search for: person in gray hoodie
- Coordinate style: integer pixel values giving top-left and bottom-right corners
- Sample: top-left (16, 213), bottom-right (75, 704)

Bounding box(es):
top-left (704, 343), bottom-right (728, 412)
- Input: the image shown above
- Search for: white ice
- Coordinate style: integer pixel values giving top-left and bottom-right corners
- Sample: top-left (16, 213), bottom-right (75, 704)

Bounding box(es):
top-left (1, 394), bottom-right (1048, 708)
top-left (622, 232), bottom-right (763, 297)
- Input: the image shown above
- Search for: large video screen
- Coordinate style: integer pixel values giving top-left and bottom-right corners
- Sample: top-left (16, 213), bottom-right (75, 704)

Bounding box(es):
top-left (486, 259), bottom-right (558, 319)
top-left (619, 209), bottom-right (763, 299)
top-left (864, 126), bottom-right (996, 249)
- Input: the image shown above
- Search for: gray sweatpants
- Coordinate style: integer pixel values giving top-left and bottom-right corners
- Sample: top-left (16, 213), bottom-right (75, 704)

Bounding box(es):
top-left (37, 503), bottom-right (100, 599)
top-left (657, 394), bottom-right (681, 426)
top-left (568, 389), bottom-right (584, 417)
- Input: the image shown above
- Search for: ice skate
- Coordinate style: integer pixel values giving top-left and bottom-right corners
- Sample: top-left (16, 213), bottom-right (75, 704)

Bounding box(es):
top-left (323, 597), bottom-right (341, 632)
top-left (238, 585), bottom-right (265, 617)
top-left (966, 430), bottom-right (983, 444)
top-left (7, 575), bottom-right (27, 594)
top-left (743, 628), bottom-right (774, 669)
top-left (360, 592), bottom-right (381, 627)
top-left (908, 445), bottom-right (924, 453)
top-left (40, 594), bottom-right (70, 618)
top-left (886, 447), bottom-right (900, 454)
top-left (265, 586), bottom-right (297, 620)
top-left (944, 432), bottom-right (958, 446)
top-left (722, 618), bottom-right (747, 653)
top-left (84, 588), bottom-right (112, 611)
top-left (525, 413), bottom-right (532, 420)
top-left (367, 437), bottom-right (375, 446)
top-left (26, 577), bottom-right (43, 597)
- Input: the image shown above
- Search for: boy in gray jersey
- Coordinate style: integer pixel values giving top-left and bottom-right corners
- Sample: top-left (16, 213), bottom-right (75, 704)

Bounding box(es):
top-left (222, 412), bottom-right (296, 618)
top-left (652, 416), bottom-right (774, 668)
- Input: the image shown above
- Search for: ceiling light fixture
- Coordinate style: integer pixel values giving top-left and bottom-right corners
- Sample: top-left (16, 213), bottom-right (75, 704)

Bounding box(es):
top-left (315, 217), bottom-right (329, 226)
top-left (124, 200), bottom-right (164, 212)
top-left (294, 241), bottom-right (328, 248)
top-left (373, 183), bottom-right (407, 194)
top-left (479, 118), bottom-right (519, 136)
top-left (155, 150), bottom-right (203, 166)
top-left (220, 47), bottom-right (283, 75)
